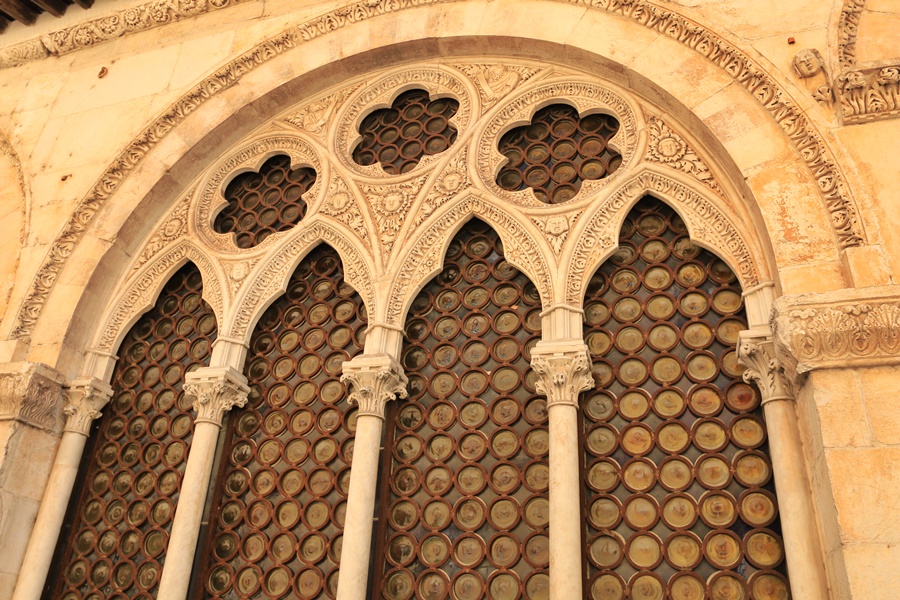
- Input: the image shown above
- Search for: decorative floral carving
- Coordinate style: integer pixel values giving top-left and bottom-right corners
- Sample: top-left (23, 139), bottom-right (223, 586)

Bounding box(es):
top-left (836, 66), bottom-right (900, 124)
top-left (386, 195), bottom-right (552, 325)
top-left (63, 378), bottom-right (114, 436)
top-left (0, 364), bottom-right (66, 432)
top-left (414, 149), bottom-right (470, 227)
top-left (297, 0), bottom-right (449, 41)
top-left (567, 171), bottom-right (760, 304)
top-left (340, 355), bottom-right (409, 419)
top-left (132, 189), bottom-right (193, 271)
top-left (97, 241), bottom-right (223, 351)
top-left (646, 116), bottom-right (722, 196)
top-left (737, 336), bottom-right (793, 405)
top-left (476, 79), bottom-right (638, 206)
top-left (838, 0), bottom-right (867, 69)
top-left (532, 212), bottom-right (581, 255)
top-left (183, 367), bottom-right (250, 426)
top-left (320, 174), bottom-right (371, 247)
top-left (531, 347), bottom-right (594, 409)
top-left (283, 86), bottom-right (361, 137)
top-left (456, 63), bottom-right (541, 109)
top-left (364, 175), bottom-right (428, 259)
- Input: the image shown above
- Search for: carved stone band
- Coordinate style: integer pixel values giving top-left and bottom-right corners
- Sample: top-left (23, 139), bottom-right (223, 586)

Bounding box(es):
top-left (0, 362), bottom-right (67, 432)
top-left (63, 378), bottom-right (114, 436)
top-left (341, 354), bottom-right (409, 420)
top-left (531, 345), bottom-right (594, 409)
top-left (183, 366), bottom-right (250, 427)
top-left (737, 334), bottom-right (794, 406)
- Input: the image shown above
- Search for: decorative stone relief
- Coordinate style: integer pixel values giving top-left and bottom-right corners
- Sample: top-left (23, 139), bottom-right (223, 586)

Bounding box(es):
top-left (196, 136), bottom-right (324, 253)
top-left (475, 79), bottom-right (639, 206)
top-left (63, 378), bottom-right (114, 436)
top-left (283, 86), bottom-right (361, 138)
top-left (132, 189), bottom-right (193, 272)
top-left (320, 174), bottom-right (371, 248)
top-left (646, 116), bottom-right (722, 196)
top-left (340, 355), bottom-right (409, 419)
top-left (737, 334), bottom-right (794, 405)
top-left (838, 0), bottom-right (867, 70)
top-left (228, 222), bottom-right (375, 339)
top-left (456, 63), bottom-right (542, 109)
top-left (0, 363), bottom-right (66, 432)
top-left (414, 149), bottom-right (471, 228)
top-left (183, 367), bottom-right (250, 426)
top-left (530, 347), bottom-right (594, 409)
top-left (773, 287), bottom-right (900, 372)
top-left (532, 212), bottom-right (582, 256)
top-left (223, 258), bottom-right (260, 295)
top-left (836, 66), bottom-right (900, 124)
top-left (333, 66), bottom-right (474, 179)
top-left (96, 241), bottom-right (223, 351)
top-left (386, 195), bottom-right (552, 325)
top-left (364, 175), bottom-right (429, 260)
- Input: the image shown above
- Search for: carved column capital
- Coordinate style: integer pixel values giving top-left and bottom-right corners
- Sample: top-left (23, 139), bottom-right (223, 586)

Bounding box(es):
top-left (183, 367), bottom-right (250, 427)
top-left (341, 355), bottom-right (408, 420)
top-left (63, 378), bottom-right (114, 436)
top-left (530, 343), bottom-right (594, 409)
top-left (0, 362), bottom-right (67, 432)
top-left (737, 333), bottom-right (794, 405)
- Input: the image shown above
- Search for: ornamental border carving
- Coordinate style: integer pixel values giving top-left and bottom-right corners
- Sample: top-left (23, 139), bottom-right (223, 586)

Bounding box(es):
top-left (384, 193), bottom-right (553, 326)
top-left (473, 78), bottom-right (640, 207)
top-left (565, 168), bottom-right (762, 305)
top-left (227, 218), bottom-right (375, 341)
top-left (94, 240), bottom-right (224, 352)
top-left (194, 134), bottom-right (326, 254)
top-left (838, 0), bottom-right (866, 70)
top-left (332, 66), bottom-right (475, 180)
top-left (10, 0), bottom-right (868, 340)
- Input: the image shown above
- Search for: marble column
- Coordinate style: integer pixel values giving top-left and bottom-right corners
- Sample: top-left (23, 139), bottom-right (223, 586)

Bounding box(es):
top-left (156, 366), bottom-right (249, 600)
top-left (11, 377), bottom-right (113, 600)
top-left (531, 338), bottom-right (593, 600)
top-left (336, 354), bottom-right (407, 600)
top-left (738, 333), bottom-right (829, 600)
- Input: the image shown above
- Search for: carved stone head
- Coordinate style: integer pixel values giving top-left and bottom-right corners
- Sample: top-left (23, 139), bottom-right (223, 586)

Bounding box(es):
top-left (792, 49), bottom-right (825, 78)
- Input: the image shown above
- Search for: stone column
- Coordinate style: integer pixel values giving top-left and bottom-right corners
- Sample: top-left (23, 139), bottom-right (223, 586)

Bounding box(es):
top-left (12, 378), bottom-right (113, 600)
top-left (531, 339), bottom-right (593, 600)
top-left (336, 354), bottom-right (407, 600)
top-left (156, 366), bottom-right (249, 600)
top-left (0, 362), bottom-right (67, 598)
top-left (738, 333), bottom-right (830, 600)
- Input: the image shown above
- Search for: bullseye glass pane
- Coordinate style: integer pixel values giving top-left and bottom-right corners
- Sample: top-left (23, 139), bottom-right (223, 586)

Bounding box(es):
top-left (581, 198), bottom-right (790, 599)
top-left (49, 263), bottom-right (216, 600)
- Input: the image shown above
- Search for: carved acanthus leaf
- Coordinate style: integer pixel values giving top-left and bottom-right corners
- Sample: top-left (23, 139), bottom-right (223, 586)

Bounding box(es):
top-left (183, 367), bottom-right (250, 426)
top-left (64, 378), bottom-right (114, 435)
top-left (341, 355), bottom-right (409, 419)
top-left (737, 335), bottom-right (793, 405)
top-left (531, 349), bottom-right (594, 409)
top-left (646, 117), bottom-right (722, 196)
top-left (836, 66), bottom-right (900, 124)
top-left (0, 364), bottom-right (66, 432)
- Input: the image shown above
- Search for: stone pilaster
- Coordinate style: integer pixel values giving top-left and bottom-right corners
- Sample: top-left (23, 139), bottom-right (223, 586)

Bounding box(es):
top-left (340, 354), bottom-right (409, 419)
top-left (183, 366), bottom-right (250, 427)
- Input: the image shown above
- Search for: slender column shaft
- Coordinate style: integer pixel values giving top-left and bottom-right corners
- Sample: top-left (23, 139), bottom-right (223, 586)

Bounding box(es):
top-left (336, 354), bottom-right (407, 600)
top-left (156, 367), bottom-right (248, 600)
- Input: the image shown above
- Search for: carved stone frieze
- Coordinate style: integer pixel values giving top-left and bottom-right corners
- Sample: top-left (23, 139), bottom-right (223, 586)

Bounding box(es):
top-left (646, 116), bottom-right (722, 196)
top-left (228, 221), bottom-right (374, 339)
top-left (531, 212), bottom-right (582, 256)
top-left (333, 67), bottom-right (474, 179)
top-left (773, 287), bottom-right (900, 372)
top-left (737, 334), bottom-right (794, 405)
top-left (530, 345), bottom-right (594, 409)
top-left (196, 135), bottom-right (324, 253)
top-left (414, 149), bottom-right (471, 228)
top-left (283, 86), bottom-right (361, 138)
top-left (0, 363), bottom-right (66, 433)
top-left (320, 174), bottom-right (371, 248)
top-left (183, 367), bottom-right (250, 426)
top-left (475, 79), bottom-right (639, 206)
top-left (455, 63), bottom-right (542, 109)
top-left (386, 195), bottom-right (552, 325)
top-left (132, 189), bottom-right (193, 272)
top-left (364, 175), bottom-right (428, 260)
top-left (567, 170), bottom-right (760, 304)
top-left (340, 355), bottom-right (409, 419)
top-left (838, 0), bottom-right (867, 69)
top-left (63, 378), bottom-right (114, 436)
top-left (97, 241), bottom-right (223, 351)
top-left (836, 66), bottom-right (900, 124)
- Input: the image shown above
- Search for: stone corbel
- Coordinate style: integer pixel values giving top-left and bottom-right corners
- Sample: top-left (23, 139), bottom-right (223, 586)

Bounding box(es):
top-left (530, 343), bottom-right (594, 409)
top-left (63, 378), bottom-right (114, 436)
top-left (737, 332), bottom-right (794, 405)
top-left (0, 362), bottom-right (67, 432)
top-left (340, 354), bottom-right (409, 420)
top-left (183, 366), bottom-right (250, 427)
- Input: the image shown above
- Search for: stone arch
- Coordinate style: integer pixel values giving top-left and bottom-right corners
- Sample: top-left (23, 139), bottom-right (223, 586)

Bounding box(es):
top-left (0, 135), bottom-right (27, 333)
top-left (384, 194), bottom-right (555, 327)
top-left (226, 217), bottom-right (376, 344)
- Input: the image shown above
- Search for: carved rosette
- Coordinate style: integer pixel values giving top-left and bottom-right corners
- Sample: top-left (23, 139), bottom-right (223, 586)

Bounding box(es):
top-left (737, 335), bottom-right (794, 405)
top-left (531, 348), bottom-right (594, 409)
top-left (183, 367), bottom-right (250, 427)
top-left (340, 355), bottom-right (409, 420)
top-left (63, 378), bottom-right (115, 436)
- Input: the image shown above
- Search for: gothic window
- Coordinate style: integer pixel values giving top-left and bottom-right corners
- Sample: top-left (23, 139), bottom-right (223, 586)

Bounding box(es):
top-left (352, 89), bottom-right (459, 174)
top-left (581, 198), bottom-right (790, 600)
top-left (47, 263), bottom-right (217, 600)
top-left (373, 220), bottom-right (549, 600)
top-left (496, 104), bottom-right (621, 204)
top-left (196, 245), bottom-right (367, 599)
top-left (213, 154), bottom-right (317, 249)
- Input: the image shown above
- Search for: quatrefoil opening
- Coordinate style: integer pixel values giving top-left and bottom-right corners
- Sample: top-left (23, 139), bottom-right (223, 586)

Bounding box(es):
top-left (352, 89), bottom-right (459, 175)
top-left (214, 154), bottom-right (316, 249)
top-left (496, 104), bottom-right (622, 204)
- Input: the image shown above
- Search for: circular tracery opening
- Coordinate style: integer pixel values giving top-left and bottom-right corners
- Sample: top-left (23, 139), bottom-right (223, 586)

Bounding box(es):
top-left (496, 104), bottom-right (621, 204)
top-left (214, 154), bottom-right (316, 249)
top-left (352, 89), bottom-right (459, 174)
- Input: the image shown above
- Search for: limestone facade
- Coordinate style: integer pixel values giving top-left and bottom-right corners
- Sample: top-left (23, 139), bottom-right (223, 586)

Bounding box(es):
top-left (0, 0), bottom-right (898, 598)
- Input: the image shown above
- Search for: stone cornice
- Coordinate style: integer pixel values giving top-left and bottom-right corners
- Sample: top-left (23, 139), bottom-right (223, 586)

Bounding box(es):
top-left (773, 286), bottom-right (900, 373)
top-left (183, 366), bottom-right (250, 426)
top-left (63, 377), bottom-right (114, 436)
top-left (340, 354), bottom-right (408, 420)
top-left (530, 342), bottom-right (594, 409)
